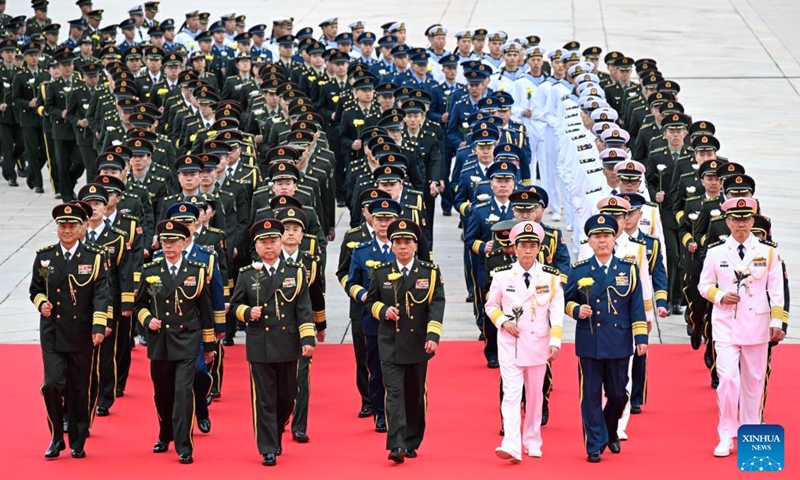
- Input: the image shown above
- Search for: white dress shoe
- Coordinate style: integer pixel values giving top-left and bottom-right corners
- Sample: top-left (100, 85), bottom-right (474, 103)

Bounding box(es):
top-left (552, 213), bottom-right (562, 221)
top-left (714, 439), bottom-right (733, 457)
top-left (565, 224), bottom-right (573, 232)
top-left (618, 430), bottom-right (628, 441)
top-left (526, 448), bottom-right (543, 458)
top-left (495, 448), bottom-right (521, 463)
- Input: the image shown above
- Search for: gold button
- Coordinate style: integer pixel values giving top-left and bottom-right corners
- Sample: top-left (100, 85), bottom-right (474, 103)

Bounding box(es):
top-left (410, 328), bottom-right (414, 332)
top-left (265, 327), bottom-right (270, 331)
top-left (166, 325), bottom-right (170, 328)
top-left (56, 302), bottom-right (61, 305)
top-left (396, 329), bottom-right (400, 332)
top-left (596, 311), bottom-right (601, 315)
top-left (56, 289), bottom-right (61, 293)
top-left (56, 315), bottom-right (60, 319)
top-left (281, 326), bottom-right (286, 330)
top-left (180, 325), bottom-right (183, 329)
top-left (166, 299), bottom-right (170, 303)
top-left (596, 323), bottom-right (601, 327)
top-left (179, 300), bottom-right (184, 303)
top-left (596, 299), bottom-right (600, 304)
top-left (165, 312), bottom-right (170, 316)
top-left (281, 314), bottom-right (285, 318)
top-left (410, 316), bottom-right (414, 319)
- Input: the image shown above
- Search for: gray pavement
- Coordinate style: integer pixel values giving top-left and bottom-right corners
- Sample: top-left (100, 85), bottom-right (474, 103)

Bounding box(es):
top-left (1, 0), bottom-right (798, 345)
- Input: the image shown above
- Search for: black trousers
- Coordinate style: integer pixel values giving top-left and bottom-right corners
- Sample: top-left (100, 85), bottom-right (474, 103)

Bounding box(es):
top-left (78, 142), bottom-right (98, 181)
top-left (440, 146), bottom-right (455, 212)
top-left (210, 341), bottom-right (224, 395)
top-left (22, 126), bottom-right (45, 188)
top-left (96, 325), bottom-right (119, 409)
top-left (150, 358), bottom-right (195, 455)
top-left (40, 349), bottom-right (95, 450)
top-left (349, 314), bottom-right (370, 410)
top-left (53, 138), bottom-right (84, 201)
top-left (194, 371), bottom-right (212, 421)
top-left (422, 187), bottom-right (435, 248)
top-left (115, 315), bottom-right (132, 393)
top-left (364, 334), bottom-right (385, 422)
top-left (43, 131), bottom-right (59, 193)
top-left (249, 360), bottom-right (297, 455)
top-left (631, 353), bottom-right (647, 406)
top-left (0, 122), bottom-right (19, 181)
top-left (382, 361), bottom-right (428, 451)
top-left (291, 355), bottom-right (311, 433)
top-left (477, 287), bottom-right (497, 362)
top-left (664, 225), bottom-right (683, 304)
top-left (578, 356), bottom-right (628, 454)
top-left (684, 274), bottom-right (709, 334)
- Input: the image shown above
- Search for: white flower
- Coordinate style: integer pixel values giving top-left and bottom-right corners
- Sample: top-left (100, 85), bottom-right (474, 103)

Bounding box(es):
top-left (38, 56), bottom-right (45, 62)
top-left (112, 140), bottom-right (122, 146)
top-left (692, 164), bottom-right (699, 171)
top-left (470, 175), bottom-right (481, 183)
top-left (252, 109), bottom-right (265, 116)
top-left (461, 122), bottom-right (469, 129)
top-left (686, 186), bottom-right (696, 194)
top-left (719, 234), bottom-right (728, 241)
top-left (107, 126), bottom-right (116, 132)
top-left (379, 69), bottom-right (387, 76)
top-left (221, 51), bottom-right (228, 57)
top-left (28, 78), bottom-right (35, 85)
top-left (40, 260), bottom-right (51, 268)
top-left (62, 87), bottom-right (71, 93)
top-left (252, 261), bottom-right (264, 271)
top-left (487, 214), bottom-right (500, 222)
top-left (83, 103), bottom-right (89, 110)
top-left (2, 82), bottom-right (9, 88)
top-left (688, 213), bottom-right (698, 221)
top-left (656, 164), bottom-right (667, 172)
top-left (249, 90), bottom-right (260, 97)
top-left (710, 209), bottom-right (721, 217)
top-left (476, 194), bottom-right (490, 201)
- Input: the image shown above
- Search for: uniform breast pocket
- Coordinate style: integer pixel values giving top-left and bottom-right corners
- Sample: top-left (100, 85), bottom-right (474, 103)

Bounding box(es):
top-left (754, 301), bottom-right (771, 315)
top-left (287, 325), bottom-right (298, 334)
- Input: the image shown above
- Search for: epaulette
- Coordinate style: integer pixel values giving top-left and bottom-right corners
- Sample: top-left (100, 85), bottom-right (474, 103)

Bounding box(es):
top-left (417, 260), bottom-right (437, 270)
top-left (706, 240), bottom-right (724, 250)
top-left (406, 187), bottom-right (423, 196)
top-left (686, 194), bottom-right (703, 202)
top-left (572, 259), bottom-right (589, 268)
top-left (640, 232), bottom-right (657, 242)
top-left (37, 244), bottom-right (56, 254)
top-left (84, 243), bottom-right (106, 255)
top-left (239, 264), bottom-right (254, 273)
top-left (143, 257), bottom-right (164, 268)
top-left (473, 201), bottom-right (490, 209)
top-left (284, 258), bottom-right (302, 268)
top-left (186, 259), bottom-right (206, 270)
top-left (109, 225), bottom-right (128, 237)
top-left (353, 241), bottom-right (372, 250)
top-left (651, 146), bottom-right (667, 152)
top-left (373, 261), bottom-right (394, 270)
top-left (197, 244), bottom-right (214, 253)
top-left (619, 257), bottom-right (636, 265)
top-left (580, 238), bottom-right (588, 245)
top-left (542, 265), bottom-right (560, 276)
top-left (486, 248), bottom-right (506, 259)
top-left (629, 236), bottom-right (646, 245)
top-left (301, 251), bottom-right (320, 262)
top-left (759, 238), bottom-right (777, 248)
top-left (645, 201), bottom-right (658, 208)
top-left (493, 264), bottom-right (513, 273)
top-left (208, 226), bottom-right (226, 236)
top-left (346, 226), bottom-right (362, 234)
top-left (679, 171), bottom-right (696, 178)
top-left (121, 213), bottom-right (138, 222)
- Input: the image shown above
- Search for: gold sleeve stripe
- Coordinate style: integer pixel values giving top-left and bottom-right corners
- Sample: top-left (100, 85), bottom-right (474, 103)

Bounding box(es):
top-left (137, 308), bottom-right (151, 325)
top-left (551, 325), bottom-right (563, 340)
top-left (488, 308), bottom-right (505, 326)
top-left (675, 211), bottom-right (684, 223)
top-left (644, 299), bottom-right (654, 311)
top-left (235, 304), bottom-right (249, 322)
top-left (700, 234), bottom-right (707, 247)
top-left (771, 306), bottom-right (784, 320)
top-left (632, 321), bottom-right (648, 336)
top-left (566, 301), bottom-right (580, 316)
top-left (371, 301), bottom-right (387, 319)
top-left (34, 293), bottom-right (48, 309)
top-left (121, 292), bottom-right (135, 303)
top-left (299, 324), bottom-right (315, 338)
top-left (213, 311), bottom-right (226, 325)
top-left (458, 202), bottom-right (470, 216)
top-left (224, 286), bottom-right (231, 297)
top-left (93, 311), bottom-right (108, 327)
top-left (706, 286), bottom-right (720, 305)
top-left (654, 290), bottom-right (668, 301)
top-left (313, 310), bottom-right (327, 322)
top-left (133, 271), bottom-right (141, 283)
top-left (560, 274), bottom-right (568, 284)
top-left (427, 321), bottom-right (443, 336)
top-left (471, 240), bottom-right (483, 255)
top-left (681, 233), bottom-right (693, 247)
top-left (228, 279), bottom-right (234, 289)
top-left (428, 268), bottom-right (437, 305)
top-left (339, 276), bottom-right (348, 289)
top-left (107, 305), bottom-right (114, 318)
top-left (202, 329), bottom-right (216, 343)
top-left (349, 285), bottom-right (364, 301)
top-left (782, 310), bottom-right (789, 323)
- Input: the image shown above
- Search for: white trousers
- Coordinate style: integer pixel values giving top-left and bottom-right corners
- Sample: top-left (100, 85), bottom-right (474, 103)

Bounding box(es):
top-left (499, 362), bottom-right (546, 459)
top-left (715, 342), bottom-right (768, 439)
top-left (617, 355), bottom-right (634, 435)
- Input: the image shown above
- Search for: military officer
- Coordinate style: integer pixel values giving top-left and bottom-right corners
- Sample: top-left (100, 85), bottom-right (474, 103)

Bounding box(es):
top-left (565, 214), bottom-right (647, 463)
top-left (134, 220), bottom-right (216, 464)
top-left (698, 198), bottom-right (785, 457)
top-left (0, 39), bottom-right (21, 187)
top-left (230, 219), bottom-right (316, 466)
top-left (366, 218), bottom-right (445, 463)
top-left (12, 42), bottom-right (49, 192)
top-left (486, 221), bottom-right (564, 461)
top-left (30, 203), bottom-right (110, 459)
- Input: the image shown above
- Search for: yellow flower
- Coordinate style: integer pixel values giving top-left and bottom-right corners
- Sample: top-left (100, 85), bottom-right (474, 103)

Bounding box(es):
top-left (346, 241), bottom-right (359, 249)
top-left (307, 75), bottom-right (316, 82)
top-left (365, 260), bottom-right (380, 268)
top-left (92, 34), bottom-right (100, 41)
top-left (577, 277), bottom-right (595, 289)
top-left (525, 88), bottom-right (534, 94)
top-left (207, 130), bottom-right (217, 137)
top-left (156, 88), bottom-right (169, 95)
top-left (498, 86), bottom-right (506, 91)
top-left (231, 44), bottom-right (239, 50)
top-left (426, 64), bottom-right (434, 72)
top-left (205, 55), bottom-right (214, 61)
top-left (332, 95), bottom-right (339, 103)
top-left (146, 276), bottom-right (161, 284)
top-left (353, 119), bottom-right (365, 127)
top-left (318, 80), bottom-right (328, 86)
top-left (387, 272), bottom-right (403, 281)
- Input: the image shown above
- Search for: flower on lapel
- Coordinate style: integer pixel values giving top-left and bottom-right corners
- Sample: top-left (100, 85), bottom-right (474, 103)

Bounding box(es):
top-left (83, 103), bottom-right (90, 110)
top-left (688, 212), bottom-right (698, 221)
top-left (470, 175), bottom-right (481, 184)
top-left (525, 88), bottom-right (534, 94)
top-left (365, 260), bottom-right (380, 268)
top-left (331, 95), bottom-right (339, 103)
top-left (461, 122), bottom-right (469, 130)
top-left (92, 34), bottom-right (100, 41)
top-left (656, 164), bottom-right (667, 172)
top-left (28, 78), bottom-right (35, 85)
top-left (577, 277), bottom-right (594, 289)
top-left (251, 261), bottom-right (264, 271)
top-left (111, 140), bottom-right (122, 146)
top-left (252, 108), bottom-right (265, 116)
top-left (205, 55), bottom-right (214, 61)
top-left (307, 75), bottom-right (316, 82)
top-left (189, 42), bottom-right (197, 49)
top-left (62, 86), bottom-right (71, 93)
top-left (498, 86), bottom-right (506, 91)
top-left (231, 44), bottom-right (239, 50)
top-left (686, 186), bottom-right (696, 194)
top-left (156, 88), bottom-right (169, 95)
top-left (249, 90), bottom-right (261, 97)
top-left (353, 119), bottom-right (365, 128)
top-left (106, 126), bottom-right (116, 131)
top-left (221, 51), bottom-right (228, 57)
top-left (427, 65), bottom-right (434, 72)
top-left (692, 164), bottom-right (699, 171)
top-left (146, 275), bottom-right (161, 284)
top-left (710, 209), bottom-right (721, 217)
top-left (207, 130), bottom-right (218, 137)
top-left (346, 241), bottom-right (359, 249)
top-left (487, 214), bottom-right (500, 223)
top-left (476, 194), bottom-right (490, 202)
top-left (387, 272), bottom-right (402, 281)
top-left (40, 260), bottom-right (51, 269)
top-left (577, 277), bottom-right (595, 333)
top-left (378, 69), bottom-right (387, 76)
top-left (2, 82), bottom-right (9, 89)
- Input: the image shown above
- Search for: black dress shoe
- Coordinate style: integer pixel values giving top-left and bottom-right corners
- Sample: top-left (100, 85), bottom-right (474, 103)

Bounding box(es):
top-left (690, 329), bottom-right (702, 350)
top-left (375, 421), bottom-right (387, 433)
top-left (26, 175), bottom-right (34, 189)
top-left (588, 451), bottom-right (601, 463)
top-left (276, 446), bottom-right (282, 456)
top-left (336, 200), bottom-right (346, 207)
top-left (541, 405), bottom-right (549, 426)
top-left (358, 406), bottom-right (373, 418)
top-left (210, 390), bottom-right (221, 399)
top-left (198, 418), bottom-right (211, 433)
top-left (115, 390), bottom-right (124, 398)
top-left (478, 333), bottom-right (485, 341)
top-left (96, 406), bottom-right (109, 417)
top-left (388, 447), bottom-right (405, 463)
top-left (35, 187), bottom-right (44, 193)
top-left (704, 349), bottom-right (714, 369)
top-left (262, 453), bottom-right (276, 466)
top-left (70, 449), bottom-right (85, 458)
top-left (292, 431), bottom-right (309, 443)
top-left (487, 360), bottom-right (499, 369)
top-left (630, 404), bottom-right (642, 415)
top-left (671, 303), bottom-right (683, 315)
top-left (139, 335), bottom-right (147, 346)
top-left (608, 441), bottom-right (621, 454)
top-left (7, 179), bottom-right (18, 187)
top-left (45, 440), bottom-right (65, 458)
top-left (237, 322), bottom-right (246, 331)
top-left (178, 453), bottom-right (193, 464)
top-left (222, 337), bottom-right (234, 346)
top-left (404, 448), bottom-right (417, 458)
top-left (153, 440), bottom-right (169, 453)
top-left (711, 378), bottom-right (719, 389)
top-left (466, 293), bottom-right (474, 303)
top-left (442, 210), bottom-right (452, 216)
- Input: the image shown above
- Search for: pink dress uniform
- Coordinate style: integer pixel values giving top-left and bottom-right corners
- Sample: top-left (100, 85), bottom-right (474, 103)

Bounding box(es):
top-left (485, 221), bottom-right (565, 461)
top-left (698, 198), bottom-right (785, 456)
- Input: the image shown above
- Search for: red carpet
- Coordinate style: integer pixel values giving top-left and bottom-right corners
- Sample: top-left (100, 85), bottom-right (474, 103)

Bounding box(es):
top-left (3, 341), bottom-right (799, 479)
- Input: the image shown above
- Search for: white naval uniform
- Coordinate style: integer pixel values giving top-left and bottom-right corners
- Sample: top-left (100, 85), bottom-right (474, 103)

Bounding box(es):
top-left (512, 74), bottom-right (548, 180)
top-left (485, 261), bottom-right (564, 460)
top-left (698, 233), bottom-right (785, 441)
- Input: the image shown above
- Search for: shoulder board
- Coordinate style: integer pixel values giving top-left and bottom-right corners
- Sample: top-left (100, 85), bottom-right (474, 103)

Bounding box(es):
top-left (640, 232), bottom-right (657, 242)
top-left (540, 222), bottom-right (557, 232)
top-left (542, 265), bottom-right (560, 276)
top-left (651, 145), bottom-right (667, 152)
top-left (580, 238), bottom-right (588, 245)
top-left (353, 241), bottom-right (372, 250)
top-left (239, 265), bottom-right (254, 273)
top-left (186, 259), bottom-right (206, 270)
top-left (486, 249), bottom-right (505, 259)
top-left (301, 251), bottom-right (320, 262)
top-left (493, 264), bottom-right (513, 273)
top-left (144, 258), bottom-right (164, 268)
top-left (37, 244), bottom-right (57, 254)
top-left (373, 261), bottom-right (395, 270)
top-left (473, 201), bottom-right (490, 209)
top-left (629, 236), bottom-right (646, 245)
top-left (406, 187), bottom-right (423, 196)
top-left (645, 201), bottom-right (658, 208)
top-left (346, 226), bottom-right (361, 234)
top-left (254, 185), bottom-right (271, 194)
top-left (759, 239), bottom-right (777, 248)
top-left (686, 194), bottom-right (703, 201)
top-left (679, 171), bottom-right (696, 179)
top-left (207, 227), bottom-right (225, 235)
top-left (197, 244), bottom-right (213, 253)
top-left (572, 259), bottom-right (589, 268)
top-left (219, 189), bottom-right (235, 198)
top-left (84, 243), bottom-right (106, 255)
top-left (619, 257), bottom-right (637, 265)
top-left (706, 240), bottom-right (724, 250)
top-left (284, 258), bottom-right (302, 268)
top-left (120, 213), bottom-right (138, 222)
top-left (164, 193), bottom-right (180, 200)
top-left (417, 260), bottom-right (437, 270)
top-left (109, 225), bottom-right (128, 237)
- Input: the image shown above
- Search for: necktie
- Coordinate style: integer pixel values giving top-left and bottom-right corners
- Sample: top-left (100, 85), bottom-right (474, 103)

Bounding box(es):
top-left (227, 167), bottom-right (234, 178)
top-left (88, 231), bottom-right (96, 243)
top-left (524, 272), bottom-right (531, 288)
top-left (672, 152), bottom-right (679, 162)
top-left (170, 265), bottom-right (177, 278)
top-left (738, 244), bottom-right (745, 260)
top-left (382, 244), bottom-right (390, 257)
top-left (64, 251), bottom-right (72, 262)
top-left (601, 265), bottom-right (608, 275)
top-left (500, 205), bottom-right (507, 217)
top-left (269, 267), bottom-right (276, 277)
top-left (401, 267), bottom-right (409, 277)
